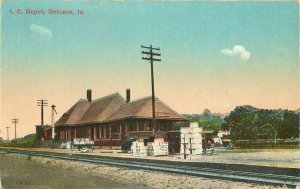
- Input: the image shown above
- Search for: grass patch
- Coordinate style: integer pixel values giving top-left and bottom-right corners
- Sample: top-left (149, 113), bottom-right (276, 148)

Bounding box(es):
top-left (233, 144), bottom-right (299, 149)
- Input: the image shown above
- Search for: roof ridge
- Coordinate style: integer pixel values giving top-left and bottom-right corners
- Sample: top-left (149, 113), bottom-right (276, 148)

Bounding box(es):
top-left (95, 94), bottom-right (125, 120)
top-left (78, 92), bottom-right (125, 123)
top-left (78, 98), bottom-right (88, 102)
top-left (125, 96), bottom-right (158, 104)
top-left (92, 92), bottom-right (121, 102)
top-left (112, 96), bottom-right (158, 117)
top-left (55, 98), bottom-right (90, 126)
top-left (65, 98), bottom-right (89, 114)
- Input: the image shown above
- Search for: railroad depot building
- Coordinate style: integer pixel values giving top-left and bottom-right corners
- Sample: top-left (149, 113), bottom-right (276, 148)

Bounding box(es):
top-left (54, 89), bottom-right (187, 147)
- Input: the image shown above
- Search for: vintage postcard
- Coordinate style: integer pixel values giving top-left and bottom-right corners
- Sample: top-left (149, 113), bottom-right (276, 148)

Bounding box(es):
top-left (0, 0), bottom-right (299, 188)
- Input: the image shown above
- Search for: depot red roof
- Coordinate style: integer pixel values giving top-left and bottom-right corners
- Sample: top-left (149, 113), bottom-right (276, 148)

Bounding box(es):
top-left (55, 93), bottom-right (186, 127)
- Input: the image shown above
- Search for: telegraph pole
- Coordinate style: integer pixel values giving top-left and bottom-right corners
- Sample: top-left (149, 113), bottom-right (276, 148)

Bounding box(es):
top-left (141, 45), bottom-right (161, 131)
top-left (51, 105), bottom-right (57, 139)
top-left (298, 114), bottom-right (300, 146)
top-left (37, 100), bottom-right (48, 126)
top-left (12, 119), bottom-right (18, 140)
top-left (6, 127), bottom-right (10, 141)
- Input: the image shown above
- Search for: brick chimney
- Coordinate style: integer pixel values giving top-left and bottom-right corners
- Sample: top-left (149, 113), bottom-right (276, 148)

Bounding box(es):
top-left (87, 89), bottom-right (92, 102)
top-left (126, 88), bottom-right (130, 103)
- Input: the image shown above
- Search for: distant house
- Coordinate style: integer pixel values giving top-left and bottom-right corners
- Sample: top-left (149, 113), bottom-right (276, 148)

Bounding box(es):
top-left (54, 89), bottom-right (187, 147)
top-left (36, 125), bottom-right (52, 141)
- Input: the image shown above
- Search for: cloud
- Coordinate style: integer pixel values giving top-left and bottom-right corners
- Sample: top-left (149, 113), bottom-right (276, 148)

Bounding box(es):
top-left (221, 45), bottom-right (251, 60)
top-left (30, 24), bottom-right (52, 40)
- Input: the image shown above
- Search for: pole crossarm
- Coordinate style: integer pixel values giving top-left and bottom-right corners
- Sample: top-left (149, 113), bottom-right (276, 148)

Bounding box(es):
top-left (142, 51), bottom-right (161, 56)
top-left (141, 45), bottom-right (160, 51)
top-left (37, 100), bottom-right (48, 106)
top-left (142, 57), bottom-right (161, 61)
top-left (12, 119), bottom-right (19, 124)
top-left (37, 99), bottom-right (48, 126)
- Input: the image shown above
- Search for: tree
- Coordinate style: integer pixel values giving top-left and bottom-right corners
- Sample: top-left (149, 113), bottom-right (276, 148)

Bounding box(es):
top-left (203, 109), bottom-right (212, 120)
top-left (277, 110), bottom-right (299, 139)
top-left (198, 109), bottom-right (224, 131)
top-left (222, 105), bottom-right (299, 140)
top-left (222, 105), bottom-right (258, 140)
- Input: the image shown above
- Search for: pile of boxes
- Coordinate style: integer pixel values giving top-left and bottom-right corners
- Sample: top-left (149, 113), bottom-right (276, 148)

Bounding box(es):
top-left (73, 138), bottom-right (94, 145)
top-left (60, 141), bottom-right (71, 149)
top-left (130, 122), bottom-right (203, 159)
top-left (147, 138), bottom-right (169, 156)
top-left (131, 139), bottom-right (147, 156)
top-left (180, 122), bottom-right (203, 159)
top-left (130, 138), bottom-right (169, 157)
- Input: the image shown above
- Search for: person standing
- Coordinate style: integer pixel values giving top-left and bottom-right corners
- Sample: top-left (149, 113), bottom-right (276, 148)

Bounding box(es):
top-left (202, 139), bottom-right (207, 154)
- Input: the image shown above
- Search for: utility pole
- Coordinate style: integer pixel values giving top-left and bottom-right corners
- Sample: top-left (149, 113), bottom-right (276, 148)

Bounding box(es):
top-left (37, 100), bottom-right (48, 126)
top-left (141, 45), bottom-right (161, 132)
top-left (6, 127), bottom-right (10, 141)
top-left (12, 119), bottom-right (18, 140)
top-left (51, 105), bottom-right (57, 139)
top-left (298, 114), bottom-right (300, 146)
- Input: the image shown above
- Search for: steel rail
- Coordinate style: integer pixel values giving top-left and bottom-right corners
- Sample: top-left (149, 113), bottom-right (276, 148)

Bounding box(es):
top-left (1, 149), bottom-right (299, 188)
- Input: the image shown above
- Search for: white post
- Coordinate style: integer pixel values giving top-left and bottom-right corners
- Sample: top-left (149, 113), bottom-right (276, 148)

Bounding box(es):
top-left (51, 107), bottom-right (55, 139)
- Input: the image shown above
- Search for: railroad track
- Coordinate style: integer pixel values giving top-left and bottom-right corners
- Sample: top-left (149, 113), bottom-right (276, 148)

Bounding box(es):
top-left (1, 148), bottom-right (299, 188)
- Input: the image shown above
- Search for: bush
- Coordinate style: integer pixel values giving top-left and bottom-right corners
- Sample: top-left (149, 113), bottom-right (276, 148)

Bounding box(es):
top-left (4, 134), bottom-right (38, 148)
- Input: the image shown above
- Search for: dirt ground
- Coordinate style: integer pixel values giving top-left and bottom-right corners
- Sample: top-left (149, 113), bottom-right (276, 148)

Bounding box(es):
top-left (0, 153), bottom-right (290, 189)
top-left (190, 148), bottom-right (300, 168)
top-left (0, 154), bottom-right (145, 189)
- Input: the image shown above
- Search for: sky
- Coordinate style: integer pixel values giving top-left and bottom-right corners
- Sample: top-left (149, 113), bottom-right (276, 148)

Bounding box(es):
top-left (0, 0), bottom-right (299, 139)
